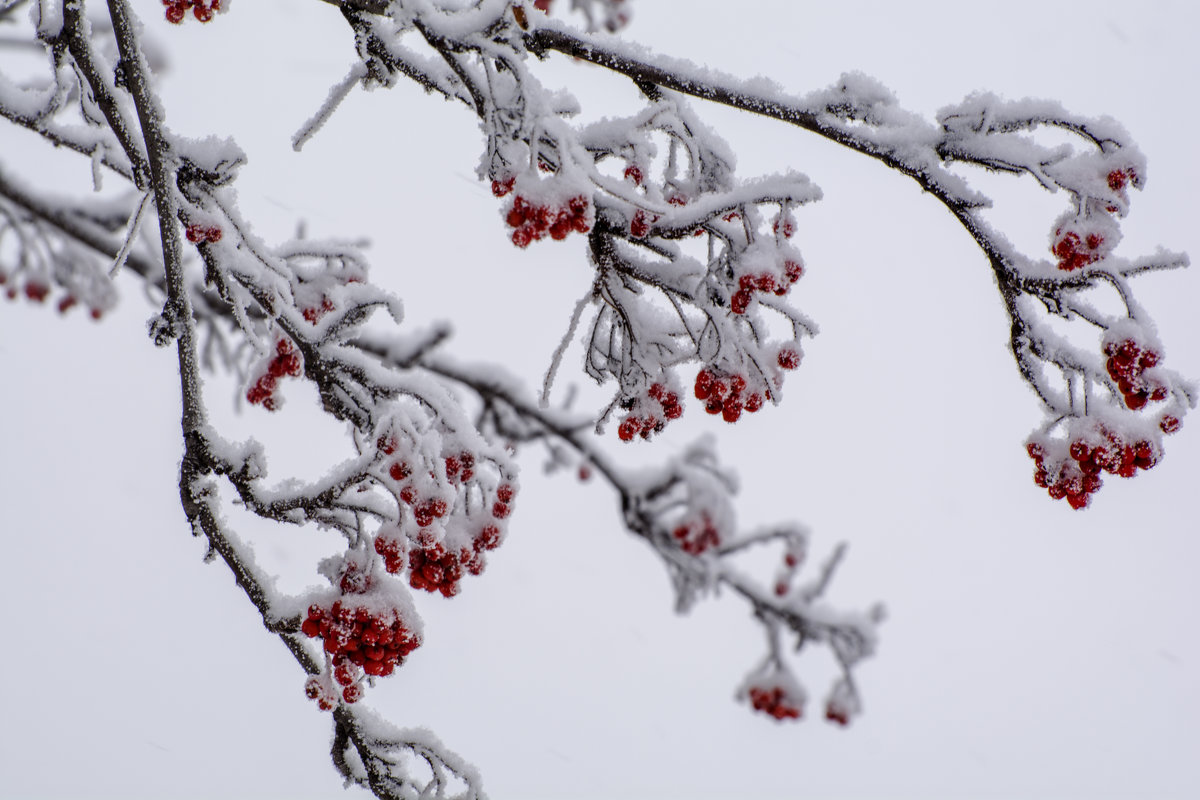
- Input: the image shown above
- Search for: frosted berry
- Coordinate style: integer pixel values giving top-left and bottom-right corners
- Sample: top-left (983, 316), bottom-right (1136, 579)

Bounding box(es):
top-left (777, 347), bottom-right (801, 370)
top-left (747, 686), bottom-right (802, 721)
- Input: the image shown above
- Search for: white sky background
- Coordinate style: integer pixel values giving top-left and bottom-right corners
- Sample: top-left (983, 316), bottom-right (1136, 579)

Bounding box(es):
top-left (1, 1), bottom-right (1198, 798)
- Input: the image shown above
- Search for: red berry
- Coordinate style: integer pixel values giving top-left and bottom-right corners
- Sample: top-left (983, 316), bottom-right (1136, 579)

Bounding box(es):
top-left (496, 484), bottom-right (514, 503)
top-left (630, 209), bottom-right (651, 238)
top-left (777, 347), bottom-right (801, 370)
top-left (722, 396), bottom-right (742, 423)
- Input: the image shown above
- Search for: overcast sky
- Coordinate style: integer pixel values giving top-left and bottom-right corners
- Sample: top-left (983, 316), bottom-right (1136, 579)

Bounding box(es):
top-left (1, 2), bottom-right (1198, 799)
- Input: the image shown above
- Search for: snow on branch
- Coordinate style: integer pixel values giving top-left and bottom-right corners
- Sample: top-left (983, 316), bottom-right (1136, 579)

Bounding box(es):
top-left (315, 0), bottom-right (1194, 510)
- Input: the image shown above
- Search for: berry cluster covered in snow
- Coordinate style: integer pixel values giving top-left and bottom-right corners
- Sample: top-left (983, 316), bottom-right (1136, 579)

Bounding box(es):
top-left (245, 337), bottom-right (303, 411)
top-left (301, 559), bottom-right (422, 709)
top-left (1103, 331), bottom-right (1168, 411)
top-left (371, 424), bottom-right (517, 598)
top-left (163, 0), bottom-right (222, 25)
top-left (741, 667), bottom-right (806, 722)
top-left (731, 258), bottom-right (803, 314)
top-left (185, 223), bottom-right (222, 244)
top-left (670, 510), bottom-right (721, 556)
top-left (495, 172), bottom-right (594, 248)
top-left (692, 357), bottom-right (796, 425)
top-left (616, 382), bottom-right (683, 442)
top-left (1027, 419), bottom-right (1167, 510)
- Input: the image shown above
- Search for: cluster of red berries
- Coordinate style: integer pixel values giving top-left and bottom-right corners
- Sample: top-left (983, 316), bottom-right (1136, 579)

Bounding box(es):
top-left (617, 383), bottom-right (683, 442)
top-left (1027, 427), bottom-right (1160, 510)
top-left (671, 512), bottom-right (720, 556)
top-left (246, 338), bottom-right (302, 410)
top-left (302, 296), bottom-right (336, 324)
top-left (825, 700), bottom-right (851, 726)
top-left (747, 685), bottom-right (802, 721)
top-left (405, 524), bottom-right (501, 598)
top-left (185, 223), bottom-right (222, 244)
top-left (1050, 168), bottom-right (1134, 271)
top-left (694, 368), bottom-right (766, 423)
top-left (1051, 226), bottom-right (1106, 272)
top-left (2, 274), bottom-right (105, 319)
top-left (300, 599), bottom-right (421, 684)
top-left (730, 261), bottom-right (802, 314)
top-left (163, 0), bottom-right (220, 24)
top-left (1104, 337), bottom-right (1167, 411)
top-left (503, 194), bottom-right (591, 247)
top-left (383, 459), bottom-right (448, 527)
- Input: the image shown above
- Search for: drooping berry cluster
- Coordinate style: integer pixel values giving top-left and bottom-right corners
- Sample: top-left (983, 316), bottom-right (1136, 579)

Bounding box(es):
top-left (1103, 336), bottom-right (1167, 411)
top-left (748, 685), bottom-right (802, 720)
top-left (671, 511), bottom-right (720, 556)
top-left (163, 0), bottom-right (221, 24)
top-left (302, 296), bottom-right (336, 324)
top-left (374, 428), bottom-right (516, 596)
top-left (1049, 167), bottom-right (1134, 271)
top-left (300, 598), bottom-right (421, 685)
top-left (1027, 423), bottom-right (1162, 509)
top-left (404, 524), bottom-right (503, 598)
top-left (185, 223), bottom-right (222, 244)
top-left (823, 678), bottom-right (858, 727)
top-left (2, 272), bottom-right (106, 319)
top-left (730, 261), bottom-right (803, 314)
top-left (246, 338), bottom-right (302, 410)
top-left (695, 368), bottom-right (776, 423)
top-left (504, 195), bottom-right (592, 247)
top-left (1051, 227), bottom-right (1106, 272)
top-left (616, 383), bottom-right (683, 442)
top-left (824, 700), bottom-right (851, 726)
